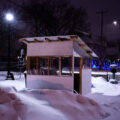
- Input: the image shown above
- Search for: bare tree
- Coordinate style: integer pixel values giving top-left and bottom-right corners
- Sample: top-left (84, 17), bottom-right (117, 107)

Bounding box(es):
top-left (0, 0), bottom-right (90, 62)
top-left (17, 0), bottom-right (90, 36)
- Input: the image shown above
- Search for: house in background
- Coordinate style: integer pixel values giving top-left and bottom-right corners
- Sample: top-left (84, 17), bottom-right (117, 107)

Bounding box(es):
top-left (19, 35), bottom-right (97, 95)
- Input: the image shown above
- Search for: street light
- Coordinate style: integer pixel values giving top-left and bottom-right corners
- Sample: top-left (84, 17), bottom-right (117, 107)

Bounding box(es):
top-left (113, 20), bottom-right (118, 26)
top-left (5, 13), bottom-right (14, 22)
top-left (5, 12), bottom-right (14, 80)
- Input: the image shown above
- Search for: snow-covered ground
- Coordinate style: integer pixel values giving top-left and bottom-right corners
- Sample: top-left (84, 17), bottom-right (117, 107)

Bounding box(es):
top-left (0, 71), bottom-right (25, 91)
top-left (87, 76), bottom-right (120, 120)
top-left (91, 76), bottom-right (120, 96)
top-left (92, 71), bottom-right (120, 75)
top-left (0, 71), bottom-right (120, 120)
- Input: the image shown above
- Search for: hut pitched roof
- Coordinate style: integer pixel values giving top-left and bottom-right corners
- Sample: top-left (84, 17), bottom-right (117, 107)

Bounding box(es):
top-left (19, 35), bottom-right (98, 58)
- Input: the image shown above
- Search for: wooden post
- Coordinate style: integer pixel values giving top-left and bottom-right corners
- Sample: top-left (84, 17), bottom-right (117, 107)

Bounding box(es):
top-left (59, 56), bottom-right (61, 75)
top-left (72, 56), bottom-right (74, 75)
top-left (72, 56), bottom-right (74, 92)
top-left (85, 57), bottom-right (87, 68)
top-left (48, 57), bottom-right (50, 75)
top-left (79, 57), bottom-right (82, 94)
top-left (89, 58), bottom-right (91, 69)
top-left (27, 56), bottom-right (30, 74)
top-left (36, 57), bottom-right (39, 74)
top-left (49, 57), bottom-right (52, 68)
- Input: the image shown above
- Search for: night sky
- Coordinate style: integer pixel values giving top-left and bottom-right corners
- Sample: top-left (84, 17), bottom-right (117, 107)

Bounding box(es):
top-left (1, 0), bottom-right (120, 41)
top-left (71, 0), bottom-right (120, 41)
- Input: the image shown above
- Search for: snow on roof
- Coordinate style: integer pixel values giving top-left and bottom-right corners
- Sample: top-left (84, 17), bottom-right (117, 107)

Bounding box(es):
top-left (19, 35), bottom-right (98, 58)
top-left (19, 35), bottom-right (73, 42)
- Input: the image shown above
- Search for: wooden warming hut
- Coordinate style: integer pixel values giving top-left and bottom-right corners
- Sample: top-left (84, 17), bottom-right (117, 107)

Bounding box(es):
top-left (19, 35), bottom-right (98, 95)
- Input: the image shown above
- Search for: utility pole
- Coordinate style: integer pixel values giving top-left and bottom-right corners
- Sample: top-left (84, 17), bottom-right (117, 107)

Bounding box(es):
top-left (97, 10), bottom-right (107, 70)
top-left (5, 13), bottom-right (15, 80)
top-left (97, 10), bottom-right (107, 45)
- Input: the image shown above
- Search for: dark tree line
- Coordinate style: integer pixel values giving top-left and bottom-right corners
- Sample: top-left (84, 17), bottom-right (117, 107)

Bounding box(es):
top-left (19, 0), bottom-right (90, 36)
top-left (0, 0), bottom-right (90, 61)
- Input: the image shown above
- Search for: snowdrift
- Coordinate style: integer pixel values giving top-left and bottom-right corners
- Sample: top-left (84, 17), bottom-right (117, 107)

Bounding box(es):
top-left (0, 85), bottom-right (106, 120)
